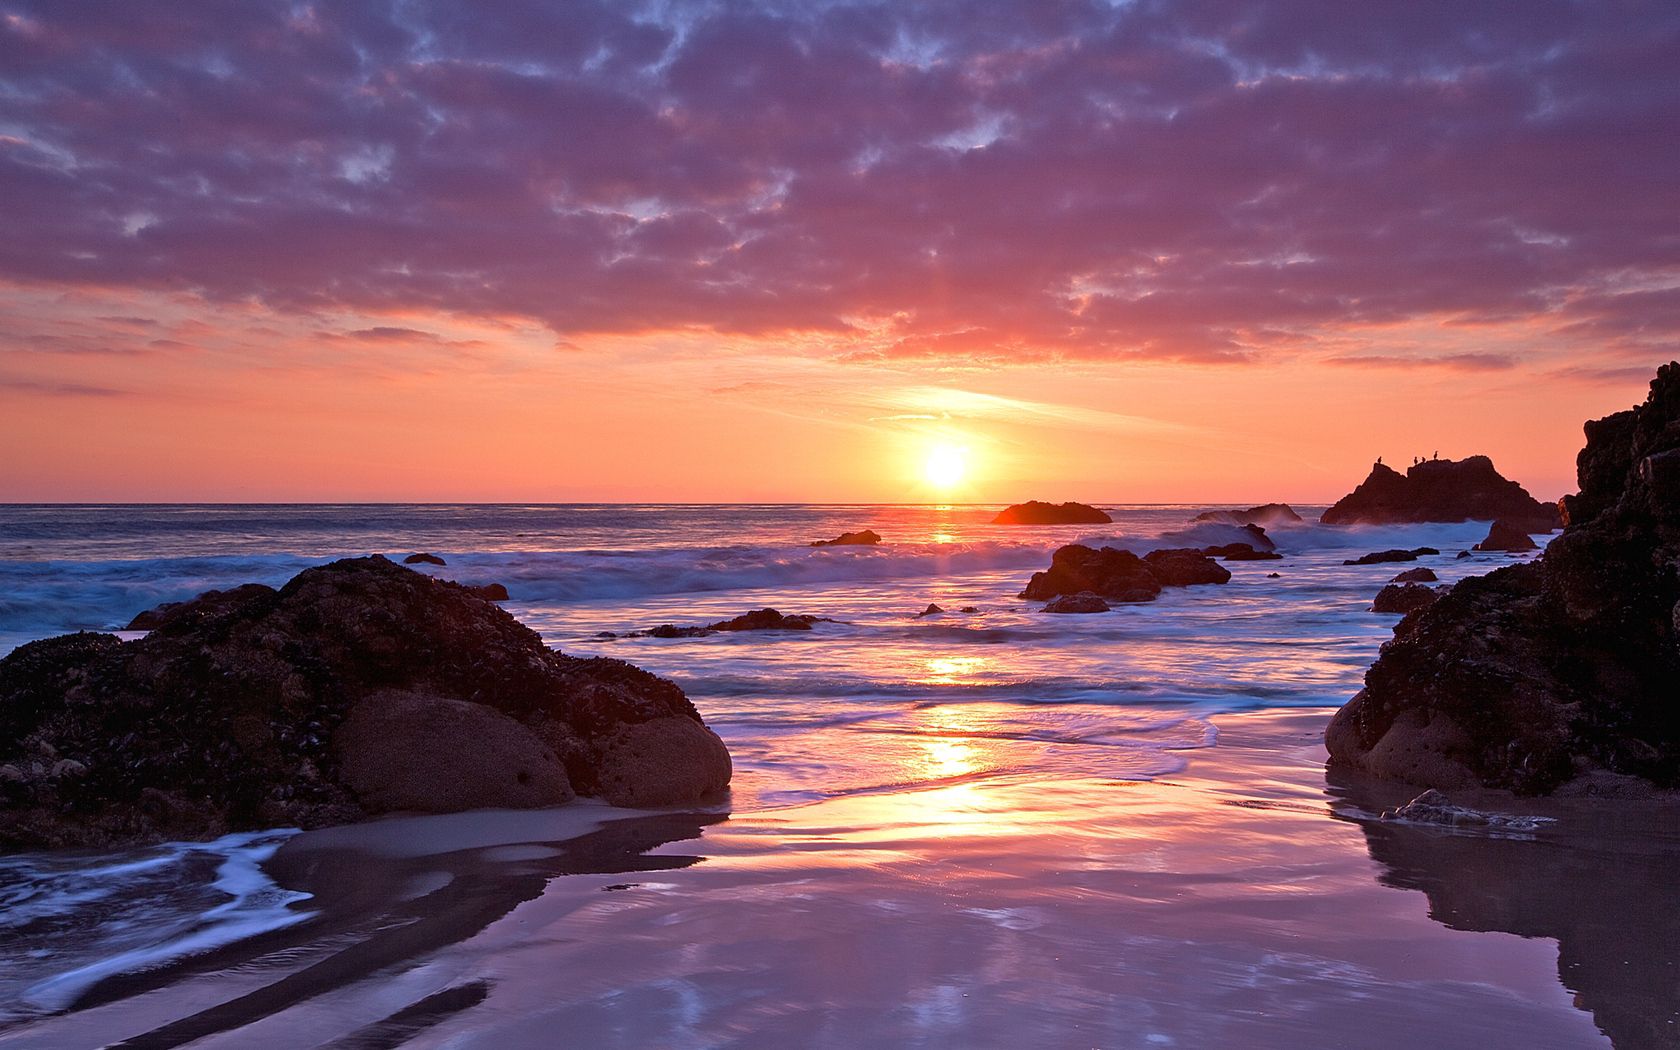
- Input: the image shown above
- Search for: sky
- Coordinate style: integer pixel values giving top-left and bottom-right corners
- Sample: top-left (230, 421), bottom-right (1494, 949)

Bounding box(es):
top-left (1, 0), bottom-right (1676, 503)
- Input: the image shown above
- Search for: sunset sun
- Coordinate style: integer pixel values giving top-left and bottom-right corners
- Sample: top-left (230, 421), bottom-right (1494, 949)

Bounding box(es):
top-left (923, 444), bottom-right (968, 491)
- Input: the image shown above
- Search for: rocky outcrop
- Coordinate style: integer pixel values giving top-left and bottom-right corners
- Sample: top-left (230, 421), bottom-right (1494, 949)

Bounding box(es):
top-left (403, 553), bottom-right (447, 566)
top-left (1202, 542), bottom-right (1283, 561)
top-left (1192, 503), bottom-right (1303, 528)
top-left (1371, 583), bottom-right (1441, 615)
top-left (1473, 520), bottom-right (1539, 552)
top-left (628, 608), bottom-right (831, 638)
top-left (1343, 547), bottom-right (1439, 566)
top-left (810, 529), bottom-right (881, 547)
top-left (916, 604), bottom-right (943, 616)
top-left (462, 582), bottom-right (510, 601)
top-left (1327, 362), bottom-right (1680, 795)
top-left (1391, 567), bottom-right (1438, 583)
top-left (1021, 544), bottom-right (1236, 602)
top-left (1321, 456), bottom-right (1559, 530)
top-left (0, 556), bottom-right (732, 850)
top-left (124, 584), bottom-right (277, 631)
top-left (1021, 545), bottom-right (1161, 603)
top-left (992, 501), bottom-right (1112, 525)
top-left (1143, 549), bottom-right (1233, 586)
top-left (1043, 593), bottom-right (1111, 614)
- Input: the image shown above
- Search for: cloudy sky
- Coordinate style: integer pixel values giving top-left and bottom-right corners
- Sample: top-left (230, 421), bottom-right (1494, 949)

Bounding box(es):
top-left (1, 0), bottom-right (1675, 501)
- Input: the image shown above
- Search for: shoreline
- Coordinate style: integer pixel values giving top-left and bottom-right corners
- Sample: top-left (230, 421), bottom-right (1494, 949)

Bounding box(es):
top-left (6, 706), bottom-right (1672, 1048)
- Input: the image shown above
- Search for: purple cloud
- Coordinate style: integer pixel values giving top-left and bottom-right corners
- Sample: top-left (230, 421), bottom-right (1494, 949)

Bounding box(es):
top-left (0, 0), bottom-right (1675, 362)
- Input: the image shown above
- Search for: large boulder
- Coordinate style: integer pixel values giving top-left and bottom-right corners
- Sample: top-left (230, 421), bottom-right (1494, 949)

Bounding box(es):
top-left (0, 557), bottom-right (731, 850)
top-left (810, 529), bottom-right (881, 547)
top-left (1327, 362), bottom-right (1680, 795)
top-left (1143, 549), bottom-right (1233, 586)
top-left (1371, 583), bottom-right (1441, 615)
top-left (992, 501), bottom-right (1112, 525)
top-left (1473, 520), bottom-right (1540, 552)
top-left (1020, 545), bottom-right (1162, 602)
top-left (1192, 503), bottom-right (1303, 528)
top-left (1321, 456), bottom-right (1560, 530)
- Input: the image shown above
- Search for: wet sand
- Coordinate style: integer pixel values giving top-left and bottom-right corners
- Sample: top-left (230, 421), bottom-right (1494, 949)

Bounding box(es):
top-left (4, 707), bottom-right (1675, 1049)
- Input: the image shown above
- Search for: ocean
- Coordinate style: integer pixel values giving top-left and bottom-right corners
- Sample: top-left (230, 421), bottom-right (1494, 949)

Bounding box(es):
top-left (0, 504), bottom-right (1661, 1049)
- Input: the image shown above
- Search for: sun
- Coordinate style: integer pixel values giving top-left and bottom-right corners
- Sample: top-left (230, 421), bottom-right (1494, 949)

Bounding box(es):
top-left (923, 443), bottom-right (968, 490)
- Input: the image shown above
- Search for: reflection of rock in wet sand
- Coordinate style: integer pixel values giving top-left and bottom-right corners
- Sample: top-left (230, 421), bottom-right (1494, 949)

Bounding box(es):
top-left (74, 811), bottom-right (721, 1049)
top-left (1331, 774), bottom-right (1680, 1050)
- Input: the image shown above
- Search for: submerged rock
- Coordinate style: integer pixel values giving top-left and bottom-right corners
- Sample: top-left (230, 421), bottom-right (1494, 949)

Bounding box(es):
top-left (1378, 789), bottom-right (1555, 832)
top-left (1043, 593), bottom-right (1111, 614)
top-left (1343, 547), bottom-right (1440, 566)
top-left (1327, 362), bottom-right (1680, 795)
top-left (1473, 520), bottom-right (1540, 552)
top-left (403, 552), bottom-right (447, 566)
top-left (0, 556), bottom-right (731, 850)
top-left (810, 529), bottom-right (881, 547)
top-left (992, 501), bottom-right (1112, 525)
top-left (1371, 583), bottom-right (1441, 615)
top-left (1020, 545), bottom-right (1162, 603)
top-left (917, 603), bottom-right (944, 616)
top-left (1202, 542), bottom-right (1283, 561)
top-left (1321, 456), bottom-right (1559, 530)
top-left (632, 608), bottom-right (832, 638)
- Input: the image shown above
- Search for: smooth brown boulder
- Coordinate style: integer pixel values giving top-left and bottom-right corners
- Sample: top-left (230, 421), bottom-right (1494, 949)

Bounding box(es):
top-left (1391, 568), bottom-right (1438, 583)
top-left (1143, 549), bottom-right (1233, 587)
top-left (992, 501), bottom-right (1112, 525)
top-left (1473, 520), bottom-right (1539, 552)
top-left (334, 690), bottom-right (575, 813)
top-left (586, 718), bottom-right (733, 808)
top-left (1043, 593), bottom-right (1111, 614)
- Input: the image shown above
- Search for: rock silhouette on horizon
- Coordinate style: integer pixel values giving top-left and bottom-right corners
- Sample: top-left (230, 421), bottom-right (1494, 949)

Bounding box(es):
top-left (0, 557), bottom-right (732, 850)
top-left (1473, 520), bottom-right (1540, 552)
top-left (1321, 456), bottom-right (1560, 531)
top-left (1021, 544), bottom-right (1232, 603)
top-left (1327, 362), bottom-right (1680, 795)
top-left (992, 501), bottom-right (1112, 525)
top-left (1192, 503), bottom-right (1303, 528)
top-left (810, 529), bottom-right (881, 547)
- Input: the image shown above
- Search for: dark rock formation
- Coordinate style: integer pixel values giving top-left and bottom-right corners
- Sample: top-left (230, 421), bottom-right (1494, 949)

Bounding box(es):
top-left (1327, 362), bottom-right (1680, 795)
top-left (1043, 593), bottom-right (1111, 614)
top-left (959, 606), bottom-right (980, 613)
top-left (1371, 583), bottom-right (1441, 615)
top-left (1143, 549), bottom-right (1233, 586)
top-left (0, 556), bottom-right (731, 850)
top-left (1343, 547), bottom-right (1440, 565)
top-left (1391, 567), bottom-right (1438, 583)
top-left (403, 553), bottom-right (447, 566)
top-left (462, 582), bottom-right (510, 601)
top-left (991, 501), bottom-right (1112, 525)
top-left (917, 603), bottom-right (943, 616)
top-left (810, 529), bottom-right (881, 547)
top-left (1266, 572), bottom-right (1281, 578)
top-left (1321, 456), bottom-right (1559, 530)
top-left (1474, 520), bottom-right (1540, 552)
top-left (1020, 545), bottom-right (1162, 603)
top-left (125, 584), bottom-right (277, 631)
top-left (633, 608), bottom-right (831, 638)
top-left (1192, 503), bottom-right (1304, 528)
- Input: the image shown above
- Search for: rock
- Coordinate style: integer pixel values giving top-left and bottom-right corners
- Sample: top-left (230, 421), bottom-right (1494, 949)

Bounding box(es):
top-left (1043, 593), bottom-right (1111, 614)
top-left (810, 529), bottom-right (881, 547)
top-left (1020, 545), bottom-right (1162, 603)
top-left (1456, 550), bottom-right (1473, 559)
top-left (1192, 503), bottom-right (1304, 528)
top-left (1377, 789), bottom-right (1554, 831)
top-left (1201, 542), bottom-right (1283, 561)
top-left (462, 582), bottom-right (510, 601)
top-left (1371, 583), bottom-right (1441, 614)
top-left (1326, 362), bottom-right (1680, 795)
top-left (1343, 547), bottom-right (1439, 565)
top-left (708, 609), bottom-right (826, 631)
top-left (645, 624), bottom-right (713, 639)
top-left (959, 606), bottom-right (980, 614)
top-left (334, 689), bottom-right (575, 813)
top-left (917, 603), bottom-right (944, 616)
top-left (1143, 549), bottom-right (1232, 586)
top-left (1321, 456), bottom-right (1560, 530)
top-left (991, 501), bottom-right (1112, 525)
top-left (0, 556), bottom-right (731, 851)
top-left (1391, 567), bottom-right (1438, 583)
top-left (403, 553), bottom-right (447, 566)
top-left (125, 584), bottom-right (277, 631)
top-left (1266, 572), bottom-right (1281, 578)
top-left (1473, 520), bottom-right (1539, 552)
